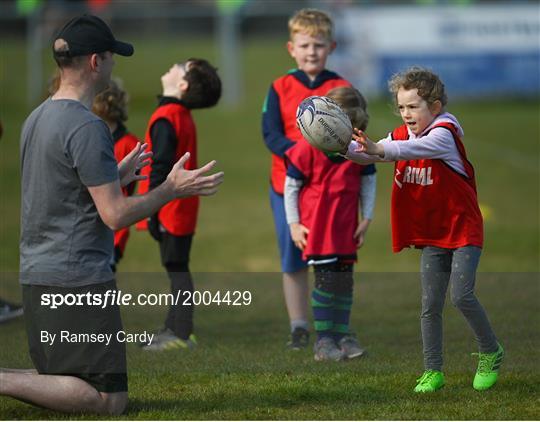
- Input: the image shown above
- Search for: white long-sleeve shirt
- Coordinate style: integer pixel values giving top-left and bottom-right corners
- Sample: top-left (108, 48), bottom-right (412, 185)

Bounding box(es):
top-left (345, 112), bottom-right (467, 177)
top-left (284, 173), bottom-right (377, 225)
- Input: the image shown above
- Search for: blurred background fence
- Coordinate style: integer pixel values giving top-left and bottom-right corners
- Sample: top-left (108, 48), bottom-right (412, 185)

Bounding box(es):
top-left (1, 0), bottom-right (539, 108)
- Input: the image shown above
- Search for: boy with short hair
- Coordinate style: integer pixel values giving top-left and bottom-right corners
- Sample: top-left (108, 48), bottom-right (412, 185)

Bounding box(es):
top-left (347, 67), bottom-right (502, 392)
top-left (262, 8), bottom-right (351, 349)
top-left (137, 59), bottom-right (222, 351)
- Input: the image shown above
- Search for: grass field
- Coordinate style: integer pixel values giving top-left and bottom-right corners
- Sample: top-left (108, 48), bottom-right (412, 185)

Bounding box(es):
top-left (1, 35), bottom-right (539, 419)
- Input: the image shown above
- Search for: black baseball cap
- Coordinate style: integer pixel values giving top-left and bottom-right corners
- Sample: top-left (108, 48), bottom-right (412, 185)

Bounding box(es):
top-left (53, 14), bottom-right (134, 57)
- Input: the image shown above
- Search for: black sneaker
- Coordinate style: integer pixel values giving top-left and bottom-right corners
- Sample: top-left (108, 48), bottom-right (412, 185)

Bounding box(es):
top-left (0, 300), bottom-right (23, 323)
top-left (287, 327), bottom-right (310, 350)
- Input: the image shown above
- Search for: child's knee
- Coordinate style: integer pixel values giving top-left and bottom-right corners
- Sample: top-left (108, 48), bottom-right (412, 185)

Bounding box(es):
top-left (450, 291), bottom-right (475, 310)
top-left (421, 295), bottom-right (445, 316)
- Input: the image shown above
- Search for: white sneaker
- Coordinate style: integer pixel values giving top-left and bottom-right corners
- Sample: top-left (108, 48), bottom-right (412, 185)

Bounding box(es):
top-left (0, 301), bottom-right (23, 323)
top-left (314, 337), bottom-right (343, 361)
top-left (338, 334), bottom-right (367, 359)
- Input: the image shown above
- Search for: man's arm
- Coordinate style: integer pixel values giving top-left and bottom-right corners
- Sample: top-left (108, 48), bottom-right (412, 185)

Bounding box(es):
top-left (88, 153), bottom-right (223, 230)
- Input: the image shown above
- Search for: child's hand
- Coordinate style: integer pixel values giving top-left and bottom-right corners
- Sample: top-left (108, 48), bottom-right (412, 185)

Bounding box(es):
top-left (354, 218), bottom-right (371, 249)
top-left (290, 223), bottom-right (309, 251)
top-left (352, 128), bottom-right (384, 157)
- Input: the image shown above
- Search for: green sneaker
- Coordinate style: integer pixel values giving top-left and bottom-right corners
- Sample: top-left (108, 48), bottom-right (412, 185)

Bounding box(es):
top-left (414, 370), bottom-right (445, 393)
top-left (472, 343), bottom-right (504, 391)
top-left (142, 329), bottom-right (197, 352)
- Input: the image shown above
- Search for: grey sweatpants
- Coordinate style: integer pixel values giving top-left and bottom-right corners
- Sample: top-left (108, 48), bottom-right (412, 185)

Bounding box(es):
top-left (420, 246), bottom-right (498, 371)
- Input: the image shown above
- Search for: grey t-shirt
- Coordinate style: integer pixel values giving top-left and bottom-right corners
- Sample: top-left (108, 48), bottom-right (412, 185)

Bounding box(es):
top-left (20, 98), bottom-right (119, 287)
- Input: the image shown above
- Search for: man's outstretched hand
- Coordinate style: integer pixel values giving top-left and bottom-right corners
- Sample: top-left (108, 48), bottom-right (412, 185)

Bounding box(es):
top-left (166, 152), bottom-right (225, 198)
top-left (118, 142), bottom-right (152, 187)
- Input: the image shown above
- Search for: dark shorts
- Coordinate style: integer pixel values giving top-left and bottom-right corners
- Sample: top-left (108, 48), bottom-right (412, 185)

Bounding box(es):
top-left (159, 232), bottom-right (192, 269)
top-left (269, 186), bottom-right (308, 273)
top-left (22, 280), bottom-right (128, 393)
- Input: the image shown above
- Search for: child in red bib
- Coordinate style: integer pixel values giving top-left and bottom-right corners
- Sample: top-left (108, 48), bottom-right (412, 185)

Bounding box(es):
top-left (137, 59), bottom-right (221, 351)
top-left (347, 67), bottom-right (502, 392)
top-left (285, 87), bottom-right (376, 361)
top-left (92, 78), bottom-right (140, 272)
top-left (262, 8), bottom-right (352, 351)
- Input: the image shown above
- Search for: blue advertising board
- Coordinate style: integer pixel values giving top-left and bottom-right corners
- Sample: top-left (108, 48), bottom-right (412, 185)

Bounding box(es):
top-left (331, 4), bottom-right (540, 98)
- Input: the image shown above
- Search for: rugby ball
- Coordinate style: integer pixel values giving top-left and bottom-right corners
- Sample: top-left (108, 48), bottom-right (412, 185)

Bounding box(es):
top-left (296, 96), bottom-right (353, 153)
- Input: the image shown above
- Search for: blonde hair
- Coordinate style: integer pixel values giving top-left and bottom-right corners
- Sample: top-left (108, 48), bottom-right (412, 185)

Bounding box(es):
top-left (47, 69), bottom-right (61, 96)
top-left (326, 87), bottom-right (369, 131)
top-left (288, 8), bottom-right (333, 41)
top-left (92, 77), bottom-right (128, 123)
top-left (388, 66), bottom-right (447, 109)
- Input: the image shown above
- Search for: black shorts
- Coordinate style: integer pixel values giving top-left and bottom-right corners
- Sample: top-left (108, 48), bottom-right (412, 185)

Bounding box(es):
top-left (22, 280), bottom-right (127, 393)
top-left (159, 232), bottom-right (192, 269)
